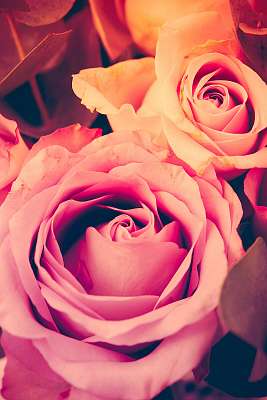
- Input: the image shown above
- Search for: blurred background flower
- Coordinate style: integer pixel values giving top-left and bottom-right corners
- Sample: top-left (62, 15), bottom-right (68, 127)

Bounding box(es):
top-left (0, 0), bottom-right (102, 139)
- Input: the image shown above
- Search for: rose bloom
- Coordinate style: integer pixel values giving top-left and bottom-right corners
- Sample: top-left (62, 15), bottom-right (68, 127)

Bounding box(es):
top-left (0, 114), bottom-right (28, 204)
top-left (73, 12), bottom-right (267, 178)
top-left (0, 125), bottom-right (243, 399)
top-left (90, 0), bottom-right (232, 58)
top-left (244, 166), bottom-right (267, 243)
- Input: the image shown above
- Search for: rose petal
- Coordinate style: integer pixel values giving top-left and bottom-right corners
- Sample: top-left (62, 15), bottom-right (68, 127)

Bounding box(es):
top-left (39, 267), bottom-right (158, 321)
top-left (1, 333), bottom-right (69, 400)
top-left (65, 227), bottom-right (183, 296)
top-left (156, 12), bottom-right (239, 82)
top-left (26, 125), bottom-right (101, 163)
top-left (35, 312), bottom-right (218, 400)
top-left (72, 57), bottom-right (155, 116)
top-left (0, 115), bottom-right (28, 193)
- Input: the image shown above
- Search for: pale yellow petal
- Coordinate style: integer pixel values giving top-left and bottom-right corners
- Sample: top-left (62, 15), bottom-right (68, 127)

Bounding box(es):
top-left (72, 57), bottom-right (155, 115)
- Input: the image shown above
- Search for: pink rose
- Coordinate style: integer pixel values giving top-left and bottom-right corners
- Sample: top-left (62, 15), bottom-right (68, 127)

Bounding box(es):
top-left (0, 114), bottom-right (28, 204)
top-left (244, 166), bottom-right (267, 243)
top-left (0, 125), bottom-right (243, 399)
top-left (73, 12), bottom-right (267, 178)
top-left (90, 0), bottom-right (233, 58)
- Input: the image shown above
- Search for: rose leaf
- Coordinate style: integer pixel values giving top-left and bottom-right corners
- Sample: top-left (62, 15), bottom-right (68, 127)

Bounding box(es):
top-left (0, 30), bottom-right (72, 96)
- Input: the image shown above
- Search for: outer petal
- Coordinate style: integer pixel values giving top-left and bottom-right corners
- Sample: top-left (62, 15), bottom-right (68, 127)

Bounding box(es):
top-left (212, 145), bottom-right (267, 178)
top-left (155, 12), bottom-right (240, 83)
top-left (162, 115), bottom-right (267, 177)
top-left (26, 125), bottom-right (101, 162)
top-left (72, 58), bottom-right (159, 132)
top-left (35, 312), bottom-right (218, 400)
top-left (80, 129), bottom-right (170, 163)
top-left (0, 115), bottom-right (28, 198)
top-left (1, 333), bottom-right (69, 400)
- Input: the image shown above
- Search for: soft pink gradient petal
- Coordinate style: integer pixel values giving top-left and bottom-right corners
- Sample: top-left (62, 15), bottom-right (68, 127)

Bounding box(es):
top-left (35, 313), bottom-right (217, 400)
top-left (98, 204), bottom-right (157, 240)
top-left (0, 114), bottom-right (28, 201)
top-left (39, 267), bottom-right (158, 321)
top-left (195, 175), bottom-right (244, 265)
top-left (2, 216), bottom-right (228, 350)
top-left (11, 146), bottom-right (82, 202)
top-left (26, 125), bottom-right (101, 163)
top-left (8, 187), bottom-right (61, 327)
top-left (110, 161), bottom-right (206, 220)
top-left (245, 168), bottom-right (265, 207)
top-left (0, 237), bottom-right (48, 339)
top-left (0, 115), bottom-right (18, 143)
top-left (154, 190), bottom-right (204, 307)
top-left (212, 145), bottom-right (267, 176)
top-left (81, 222), bottom-right (227, 347)
top-left (79, 129), bottom-right (170, 163)
top-left (1, 333), bottom-right (69, 400)
top-left (65, 227), bottom-right (184, 296)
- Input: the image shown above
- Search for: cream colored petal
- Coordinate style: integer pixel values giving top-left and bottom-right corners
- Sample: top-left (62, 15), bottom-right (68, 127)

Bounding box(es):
top-left (72, 57), bottom-right (155, 118)
top-left (156, 12), bottom-right (240, 82)
top-left (125, 0), bottom-right (233, 56)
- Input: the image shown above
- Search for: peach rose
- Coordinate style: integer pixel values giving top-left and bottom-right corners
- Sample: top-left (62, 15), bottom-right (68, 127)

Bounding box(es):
top-left (0, 114), bottom-right (28, 204)
top-left (0, 126), bottom-right (243, 399)
top-left (73, 12), bottom-right (267, 178)
top-left (90, 0), bottom-right (233, 58)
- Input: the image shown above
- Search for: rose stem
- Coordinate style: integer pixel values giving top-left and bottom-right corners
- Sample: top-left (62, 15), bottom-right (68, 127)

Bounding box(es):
top-left (6, 12), bottom-right (50, 125)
